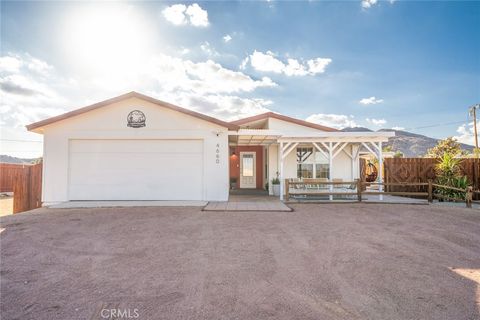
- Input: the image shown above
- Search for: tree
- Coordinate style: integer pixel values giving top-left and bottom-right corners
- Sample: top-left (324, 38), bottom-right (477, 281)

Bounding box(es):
top-left (382, 145), bottom-right (393, 152)
top-left (472, 148), bottom-right (480, 158)
top-left (425, 137), bottom-right (467, 158)
top-left (393, 150), bottom-right (404, 158)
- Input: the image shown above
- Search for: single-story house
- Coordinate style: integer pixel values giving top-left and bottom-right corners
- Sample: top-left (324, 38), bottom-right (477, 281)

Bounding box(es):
top-left (27, 92), bottom-right (394, 204)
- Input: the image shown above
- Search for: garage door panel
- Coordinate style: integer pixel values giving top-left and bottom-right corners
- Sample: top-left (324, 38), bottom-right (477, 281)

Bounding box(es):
top-left (68, 139), bottom-right (203, 200)
top-left (70, 139), bottom-right (203, 153)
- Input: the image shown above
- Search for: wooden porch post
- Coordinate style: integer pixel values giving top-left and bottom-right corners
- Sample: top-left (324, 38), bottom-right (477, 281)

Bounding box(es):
top-left (267, 145), bottom-right (271, 195)
top-left (279, 142), bottom-right (284, 200)
top-left (329, 142), bottom-right (333, 201)
top-left (378, 142), bottom-right (383, 201)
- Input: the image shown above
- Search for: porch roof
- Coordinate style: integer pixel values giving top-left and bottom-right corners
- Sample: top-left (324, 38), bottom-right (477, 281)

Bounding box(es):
top-left (278, 131), bottom-right (395, 143)
top-left (228, 129), bottom-right (282, 145)
top-left (228, 129), bottom-right (395, 145)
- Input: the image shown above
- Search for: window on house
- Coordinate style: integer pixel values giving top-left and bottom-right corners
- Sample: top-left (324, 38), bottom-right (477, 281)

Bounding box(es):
top-left (315, 151), bottom-right (329, 179)
top-left (296, 147), bottom-right (330, 179)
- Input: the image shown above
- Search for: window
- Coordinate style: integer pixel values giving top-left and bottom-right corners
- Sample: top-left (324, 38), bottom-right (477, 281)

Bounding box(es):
top-left (315, 151), bottom-right (329, 179)
top-left (242, 154), bottom-right (254, 177)
top-left (315, 164), bottom-right (329, 179)
top-left (296, 147), bottom-right (329, 179)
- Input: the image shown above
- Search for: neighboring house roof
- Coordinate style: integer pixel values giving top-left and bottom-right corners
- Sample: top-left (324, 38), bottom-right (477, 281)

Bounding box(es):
top-left (231, 112), bottom-right (339, 132)
top-left (26, 91), bottom-right (239, 131)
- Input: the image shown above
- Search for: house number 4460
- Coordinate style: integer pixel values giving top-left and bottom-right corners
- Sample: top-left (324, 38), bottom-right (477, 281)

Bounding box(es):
top-left (215, 143), bottom-right (220, 164)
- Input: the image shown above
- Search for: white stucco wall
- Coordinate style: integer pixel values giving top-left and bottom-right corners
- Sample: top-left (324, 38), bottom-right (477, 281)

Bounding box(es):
top-left (267, 144), bottom-right (278, 195)
top-left (267, 118), bottom-right (323, 134)
top-left (39, 97), bottom-right (229, 204)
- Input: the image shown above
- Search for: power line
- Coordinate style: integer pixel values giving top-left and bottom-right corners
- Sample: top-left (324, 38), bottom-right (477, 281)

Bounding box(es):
top-left (403, 120), bottom-right (469, 131)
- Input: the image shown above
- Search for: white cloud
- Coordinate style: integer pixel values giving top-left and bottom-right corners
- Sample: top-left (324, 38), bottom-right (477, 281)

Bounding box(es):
top-left (359, 96), bottom-right (384, 105)
top-left (223, 34), bottom-right (232, 43)
top-left (0, 56), bottom-right (22, 73)
top-left (0, 54), bottom-right (66, 128)
top-left (306, 114), bottom-right (357, 129)
top-left (162, 4), bottom-right (187, 25)
top-left (200, 42), bottom-right (219, 57)
top-left (185, 4), bottom-right (209, 27)
top-left (174, 94), bottom-right (273, 121)
top-left (391, 126), bottom-right (405, 131)
top-left (362, 0), bottom-right (378, 9)
top-left (239, 57), bottom-right (249, 70)
top-left (181, 59), bottom-right (277, 93)
top-left (162, 3), bottom-right (209, 27)
top-left (306, 58), bottom-right (333, 74)
top-left (248, 50), bottom-right (332, 76)
top-left (179, 48), bottom-right (190, 55)
top-left (454, 122), bottom-right (477, 146)
top-left (366, 118), bottom-right (387, 126)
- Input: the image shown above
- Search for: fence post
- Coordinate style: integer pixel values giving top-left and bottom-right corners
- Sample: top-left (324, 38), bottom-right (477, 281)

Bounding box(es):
top-left (356, 179), bottom-right (362, 202)
top-left (466, 186), bottom-right (473, 208)
top-left (427, 180), bottom-right (433, 203)
top-left (285, 179), bottom-right (289, 201)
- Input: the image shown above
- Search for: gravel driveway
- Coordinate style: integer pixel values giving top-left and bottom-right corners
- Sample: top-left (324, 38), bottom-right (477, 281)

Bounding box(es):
top-left (1, 204), bottom-right (479, 320)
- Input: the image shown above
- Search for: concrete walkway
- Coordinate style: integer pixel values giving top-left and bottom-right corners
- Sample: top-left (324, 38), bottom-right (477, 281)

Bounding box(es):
top-left (203, 194), bottom-right (292, 212)
top-left (49, 200), bottom-right (207, 209)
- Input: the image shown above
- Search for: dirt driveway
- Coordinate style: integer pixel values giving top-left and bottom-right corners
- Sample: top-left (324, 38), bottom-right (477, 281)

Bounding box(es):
top-left (1, 204), bottom-right (479, 320)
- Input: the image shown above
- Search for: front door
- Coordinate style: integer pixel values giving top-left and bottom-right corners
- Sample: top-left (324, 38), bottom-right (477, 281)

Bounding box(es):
top-left (240, 152), bottom-right (256, 188)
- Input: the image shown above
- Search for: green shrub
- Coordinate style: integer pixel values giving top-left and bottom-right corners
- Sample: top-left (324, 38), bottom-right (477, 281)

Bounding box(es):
top-left (434, 153), bottom-right (469, 200)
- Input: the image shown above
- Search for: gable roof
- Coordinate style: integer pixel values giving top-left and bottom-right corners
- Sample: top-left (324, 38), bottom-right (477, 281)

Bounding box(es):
top-left (231, 112), bottom-right (339, 132)
top-left (26, 91), bottom-right (239, 131)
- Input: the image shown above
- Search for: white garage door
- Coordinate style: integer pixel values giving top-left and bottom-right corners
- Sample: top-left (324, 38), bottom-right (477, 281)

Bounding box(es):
top-left (68, 139), bottom-right (203, 200)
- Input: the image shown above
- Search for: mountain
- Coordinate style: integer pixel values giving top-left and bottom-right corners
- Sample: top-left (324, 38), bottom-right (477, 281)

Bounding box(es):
top-left (341, 127), bottom-right (474, 157)
top-left (0, 155), bottom-right (41, 164)
top-left (341, 127), bottom-right (372, 133)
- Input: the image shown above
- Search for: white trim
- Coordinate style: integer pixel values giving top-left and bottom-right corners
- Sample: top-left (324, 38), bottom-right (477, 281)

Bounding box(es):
top-left (361, 142), bottom-right (378, 159)
top-left (328, 142), bottom-right (333, 200)
top-left (282, 142), bottom-right (299, 160)
top-left (332, 142), bottom-right (349, 159)
top-left (378, 141), bottom-right (384, 201)
top-left (279, 142), bottom-right (284, 200)
top-left (312, 142), bottom-right (328, 159)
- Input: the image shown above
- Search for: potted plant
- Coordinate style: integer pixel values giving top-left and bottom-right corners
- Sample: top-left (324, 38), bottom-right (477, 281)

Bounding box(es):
top-left (271, 177), bottom-right (281, 196)
top-left (230, 177), bottom-right (237, 190)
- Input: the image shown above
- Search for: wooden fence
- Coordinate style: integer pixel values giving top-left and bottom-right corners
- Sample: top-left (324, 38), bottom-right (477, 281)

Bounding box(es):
top-left (384, 158), bottom-right (480, 199)
top-left (0, 163), bottom-right (32, 192)
top-left (285, 179), bottom-right (478, 208)
top-left (0, 163), bottom-right (43, 213)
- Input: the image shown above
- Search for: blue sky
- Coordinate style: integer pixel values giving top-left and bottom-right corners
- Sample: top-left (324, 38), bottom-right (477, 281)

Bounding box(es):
top-left (1, 0), bottom-right (479, 157)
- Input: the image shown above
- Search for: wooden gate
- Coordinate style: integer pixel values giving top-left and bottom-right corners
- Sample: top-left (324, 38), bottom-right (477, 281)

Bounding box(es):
top-left (12, 163), bottom-right (43, 213)
top-left (384, 158), bottom-right (480, 198)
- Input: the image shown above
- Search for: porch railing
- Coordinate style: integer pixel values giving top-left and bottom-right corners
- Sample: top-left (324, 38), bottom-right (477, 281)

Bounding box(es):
top-left (285, 179), bottom-right (478, 208)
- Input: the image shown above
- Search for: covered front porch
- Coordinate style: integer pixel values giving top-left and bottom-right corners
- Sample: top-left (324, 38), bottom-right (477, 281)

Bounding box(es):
top-left (228, 129), bottom-right (394, 200)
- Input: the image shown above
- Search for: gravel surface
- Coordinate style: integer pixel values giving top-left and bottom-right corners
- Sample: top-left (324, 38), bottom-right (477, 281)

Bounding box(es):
top-left (1, 204), bottom-right (479, 320)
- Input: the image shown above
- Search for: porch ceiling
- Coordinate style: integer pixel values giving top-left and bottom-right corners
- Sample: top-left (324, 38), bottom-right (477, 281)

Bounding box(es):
top-left (229, 129), bottom-right (281, 146)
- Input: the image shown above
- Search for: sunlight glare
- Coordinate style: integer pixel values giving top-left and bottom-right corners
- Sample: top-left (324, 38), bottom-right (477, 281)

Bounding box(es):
top-left (63, 4), bottom-right (153, 78)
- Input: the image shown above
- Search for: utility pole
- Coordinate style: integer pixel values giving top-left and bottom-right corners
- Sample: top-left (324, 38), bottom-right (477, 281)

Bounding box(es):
top-left (470, 104), bottom-right (479, 149)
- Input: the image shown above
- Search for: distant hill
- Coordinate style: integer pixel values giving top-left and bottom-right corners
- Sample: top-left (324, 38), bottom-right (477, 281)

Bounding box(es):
top-left (341, 127), bottom-right (373, 133)
top-left (341, 127), bottom-right (474, 157)
top-left (0, 155), bottom-right (41, 164)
